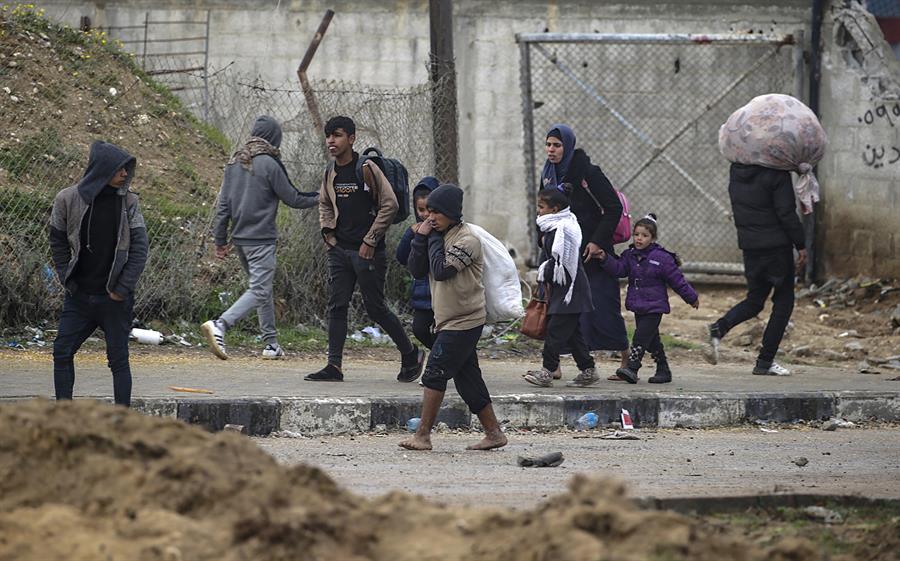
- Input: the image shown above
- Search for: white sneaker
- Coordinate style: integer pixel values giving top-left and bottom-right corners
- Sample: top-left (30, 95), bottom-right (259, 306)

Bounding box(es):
top-left (752, 362), bottom-right (791, 376)
top-left (262, 343), bottom-right (285, 360)
top-left (201, 320), bottom-right (228, 360)
top-left (702, 324), bottom-right (720, 365)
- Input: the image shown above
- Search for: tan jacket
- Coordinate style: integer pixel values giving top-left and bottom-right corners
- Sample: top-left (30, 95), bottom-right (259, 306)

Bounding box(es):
top-left (319, 159), bottom-right (398, 249)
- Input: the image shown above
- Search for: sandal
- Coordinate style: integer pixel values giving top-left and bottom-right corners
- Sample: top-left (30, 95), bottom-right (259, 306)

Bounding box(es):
top-left (523, 369), bottom-right (553, 388)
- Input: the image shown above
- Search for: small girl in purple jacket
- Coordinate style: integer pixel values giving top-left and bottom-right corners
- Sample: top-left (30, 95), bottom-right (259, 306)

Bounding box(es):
top-left (598, 214), bottom-right (699, 384)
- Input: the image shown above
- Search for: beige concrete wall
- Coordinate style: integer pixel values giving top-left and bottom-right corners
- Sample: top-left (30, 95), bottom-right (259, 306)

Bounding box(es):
top-left (32, 0), bottom-right (874, 271)
top-left (817, 1), bottom-right (900, 278)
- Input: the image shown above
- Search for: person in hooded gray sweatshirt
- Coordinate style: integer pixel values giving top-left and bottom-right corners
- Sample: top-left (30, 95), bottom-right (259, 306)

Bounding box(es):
top-left (201, 115), bottom-right (318, 360)
top-left (50, 141), bottom-right (148, 407)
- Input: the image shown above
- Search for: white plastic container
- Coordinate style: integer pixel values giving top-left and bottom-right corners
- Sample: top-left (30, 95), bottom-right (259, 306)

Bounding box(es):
top-left (130, 328), bottom-right (164, 345)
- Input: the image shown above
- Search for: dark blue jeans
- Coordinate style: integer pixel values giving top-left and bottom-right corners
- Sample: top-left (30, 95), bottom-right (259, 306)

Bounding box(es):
top-left (53, 291), bottom-right (133, 406)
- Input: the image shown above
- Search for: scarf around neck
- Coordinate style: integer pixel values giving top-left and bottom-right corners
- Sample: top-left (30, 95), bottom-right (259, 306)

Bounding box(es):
top-left (229, 137), bottom-right (281, 170)
top-left (536, 207), bottom-right (582, 304)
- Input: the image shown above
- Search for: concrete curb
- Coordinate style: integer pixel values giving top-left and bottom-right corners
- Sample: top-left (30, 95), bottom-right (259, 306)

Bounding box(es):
top-left (635, 493), bottom-right (900, 514)
top-left (119, 391), bottom-right (900, 436)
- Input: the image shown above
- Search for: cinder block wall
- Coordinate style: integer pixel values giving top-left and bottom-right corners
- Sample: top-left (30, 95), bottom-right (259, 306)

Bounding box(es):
top-left (33, 1), bottom-right (900, 278)
top-left (818, 1), bottom-right (900, 278)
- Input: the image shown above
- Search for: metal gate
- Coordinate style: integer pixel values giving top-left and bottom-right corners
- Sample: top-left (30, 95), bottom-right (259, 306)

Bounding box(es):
top-left (517, 32), bottom-right (804, 273)
top-left (104, 11), bottom-right (212, 119)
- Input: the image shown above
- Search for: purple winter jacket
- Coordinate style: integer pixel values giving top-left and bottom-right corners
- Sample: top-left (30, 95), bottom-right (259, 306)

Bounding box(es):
top-left (600, 243), bottom-right (698, 315)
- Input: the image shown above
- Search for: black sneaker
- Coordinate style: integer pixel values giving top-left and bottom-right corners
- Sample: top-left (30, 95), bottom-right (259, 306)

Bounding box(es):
top-left (397, 347), bottom-right (425, 383)
top-left (304, 364), bottom-right (343, 382)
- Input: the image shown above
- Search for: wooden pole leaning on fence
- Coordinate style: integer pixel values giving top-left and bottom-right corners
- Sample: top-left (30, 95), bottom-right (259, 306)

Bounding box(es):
top-left (297, 9), bottom-right (335, 138)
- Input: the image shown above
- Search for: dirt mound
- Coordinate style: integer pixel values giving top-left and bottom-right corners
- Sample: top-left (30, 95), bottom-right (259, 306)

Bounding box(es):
top-left (0, 6), bottom-right (229, 326)
top-left (0, 400), bottom-right (822, 561)
top-left (0, 6), bottom-right (226, 204)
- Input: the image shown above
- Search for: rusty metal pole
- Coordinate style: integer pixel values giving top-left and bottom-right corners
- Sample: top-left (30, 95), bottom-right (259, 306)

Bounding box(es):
top-left (297, 9), bottom-right (335, 137)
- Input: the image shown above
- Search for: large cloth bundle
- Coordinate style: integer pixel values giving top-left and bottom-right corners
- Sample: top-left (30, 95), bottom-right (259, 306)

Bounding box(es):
top-left (718, 94), bottom-right (827, 214)
top-left (467, 223), bottom-right (524, 323)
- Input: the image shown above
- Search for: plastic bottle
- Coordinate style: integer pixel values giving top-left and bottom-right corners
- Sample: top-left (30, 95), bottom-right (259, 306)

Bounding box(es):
top-left (575, 412), bottom-right (599, 431)
top-left (42, 264), bottom-right (59, 294)
top-left (130, 328), bottom-right (164, 345)
top-left (406, 417), bottom-right (421, 432)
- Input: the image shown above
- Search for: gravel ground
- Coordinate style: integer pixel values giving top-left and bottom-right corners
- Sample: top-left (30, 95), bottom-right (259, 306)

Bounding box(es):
top-left (255, 426), bottom-right (900, 508)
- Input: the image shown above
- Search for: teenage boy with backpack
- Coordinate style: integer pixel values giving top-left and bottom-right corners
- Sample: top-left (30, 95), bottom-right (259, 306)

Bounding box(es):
top-left (305, 116), bottom-right (424, 382)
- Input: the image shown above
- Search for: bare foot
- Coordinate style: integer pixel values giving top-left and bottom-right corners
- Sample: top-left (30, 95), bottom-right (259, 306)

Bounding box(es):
top-left (466, 431), bottom-right (508, 450)
top-left (399, 435), bottom-right (432, 450)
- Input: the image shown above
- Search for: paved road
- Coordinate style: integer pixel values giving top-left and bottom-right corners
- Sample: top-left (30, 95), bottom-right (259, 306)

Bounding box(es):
top-left (255, 427), bottom-right (900, 508)
top-left (1, 348), bottom-right (895, 399)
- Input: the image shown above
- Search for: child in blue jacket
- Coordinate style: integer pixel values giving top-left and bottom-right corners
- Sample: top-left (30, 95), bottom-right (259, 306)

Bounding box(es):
top-left (396, 176), bottom-right (439, 349)
top-left (598, 214), bottom-right (699, 384)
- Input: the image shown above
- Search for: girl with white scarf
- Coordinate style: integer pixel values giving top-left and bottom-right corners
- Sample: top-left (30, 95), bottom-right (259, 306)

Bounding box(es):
top-left (524, 189), bottom-right (598, 388)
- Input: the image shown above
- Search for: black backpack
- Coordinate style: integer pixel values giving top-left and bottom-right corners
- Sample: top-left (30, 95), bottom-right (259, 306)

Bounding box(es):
top-left (355, 147), bottom-right (410, 224)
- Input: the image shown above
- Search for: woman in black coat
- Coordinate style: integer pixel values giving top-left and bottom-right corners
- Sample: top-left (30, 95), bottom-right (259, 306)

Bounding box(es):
top-left (541, 124), bottom-right (629, 374)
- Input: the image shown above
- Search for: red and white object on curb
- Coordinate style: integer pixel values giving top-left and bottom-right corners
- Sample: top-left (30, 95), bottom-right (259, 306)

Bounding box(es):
top-left (620, 409), bottom-right (634, 430)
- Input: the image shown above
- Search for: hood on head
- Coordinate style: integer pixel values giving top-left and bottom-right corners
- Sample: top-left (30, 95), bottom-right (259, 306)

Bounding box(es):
top-left (413, 176), bottom-right (439, 198)
top-left (251, 115), bottom-right (283, 148)
top-left (77, 141), bottom-right (136, 203)
top-left (412, 176), bottom-right (440, 222)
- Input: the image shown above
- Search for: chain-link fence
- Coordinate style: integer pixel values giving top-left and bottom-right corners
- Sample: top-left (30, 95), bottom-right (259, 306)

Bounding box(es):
top-left (174, 66), bottom-right (445, 331)
top-left (0, 7), bottom-right (452, 330)
top-left (517, 33), bottom-right (803, 272)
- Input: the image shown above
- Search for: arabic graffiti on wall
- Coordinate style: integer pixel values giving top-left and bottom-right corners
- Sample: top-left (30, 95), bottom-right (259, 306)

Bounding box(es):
top-left (859, 103), bottom-right (900, 168)
top-left (863, 144), bottom-right (900, 168)
top-left (858, 103), bottom-right (900, 127)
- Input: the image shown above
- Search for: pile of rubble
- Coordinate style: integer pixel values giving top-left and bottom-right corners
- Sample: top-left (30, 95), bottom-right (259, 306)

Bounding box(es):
top-left (798, 277), bottom-right (899, 328)
top-left (789, 277), bottom-right (900, 372)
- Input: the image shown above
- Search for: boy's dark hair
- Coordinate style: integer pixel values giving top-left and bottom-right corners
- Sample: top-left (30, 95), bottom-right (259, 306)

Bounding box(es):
top-left (324, 116), bottom-right (356, 136)
top-left (538, 188), bottom-right (569, 211)
top-left (634, 213), bottom-right (658, 238)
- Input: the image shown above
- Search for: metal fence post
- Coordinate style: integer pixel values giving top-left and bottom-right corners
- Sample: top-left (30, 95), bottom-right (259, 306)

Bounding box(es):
top-left (517, 38), bottom-right (539, 266)
top-left (296, 9), bottom-right (334, 141)
top-left (794, 27), bottom-right (816, 284)
top-left (202, 10), bottom-right (210, 121)
top-left (141, 11), bottom-right (149, 69)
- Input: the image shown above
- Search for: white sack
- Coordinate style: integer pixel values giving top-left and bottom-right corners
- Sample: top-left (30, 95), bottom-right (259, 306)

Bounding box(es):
top-left (467, 223), bottom-right (524, 323)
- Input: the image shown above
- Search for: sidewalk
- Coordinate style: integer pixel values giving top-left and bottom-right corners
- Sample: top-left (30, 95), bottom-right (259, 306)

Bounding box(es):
top-left (2, 351), bottom-right (898, 435)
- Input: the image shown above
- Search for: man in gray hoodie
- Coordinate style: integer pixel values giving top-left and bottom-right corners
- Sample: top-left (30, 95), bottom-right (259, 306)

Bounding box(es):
top-left (50, 141), bottom-right (148, 407)
top-left (201, 116), bottom-right (318, 360)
